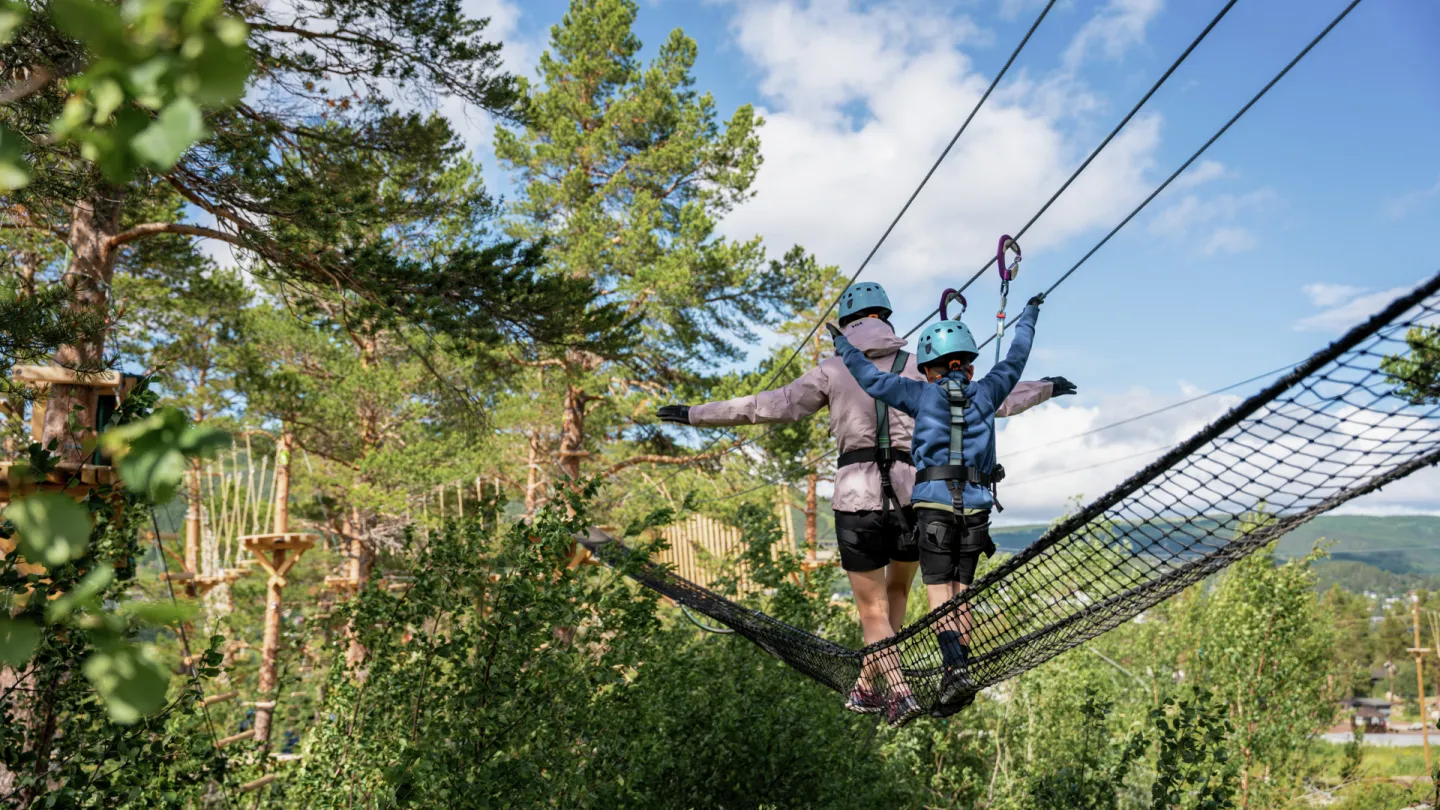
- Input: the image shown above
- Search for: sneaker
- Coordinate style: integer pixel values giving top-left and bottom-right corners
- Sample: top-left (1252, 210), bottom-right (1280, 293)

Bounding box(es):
top-left (938, 664), bottom-right (975, 706)
top-left (845, 686), bottom-right (884, 714)
top-left (885, 694), bottom-right (925, 727)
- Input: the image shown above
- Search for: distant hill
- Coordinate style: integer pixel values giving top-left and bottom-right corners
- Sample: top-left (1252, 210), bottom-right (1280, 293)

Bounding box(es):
top-left (784, 499), bottom-right (1440, 596)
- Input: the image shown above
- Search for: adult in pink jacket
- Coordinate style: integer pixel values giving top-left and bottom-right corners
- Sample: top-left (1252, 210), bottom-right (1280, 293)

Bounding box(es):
top-left (657, 282), bottom-right (1075, 717)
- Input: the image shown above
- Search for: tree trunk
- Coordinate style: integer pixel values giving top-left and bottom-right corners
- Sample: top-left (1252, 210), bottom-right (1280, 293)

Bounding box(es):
top-left (804, 473), bottom-right (818, 562)
top-left (558, 379), bottom-right (585, 480)
top-left (344, 507), bottom-right (373, 669)
top-left (43, 191), bottom-right (125, 462)
top-left (525, 430), bottom-right (541, 516)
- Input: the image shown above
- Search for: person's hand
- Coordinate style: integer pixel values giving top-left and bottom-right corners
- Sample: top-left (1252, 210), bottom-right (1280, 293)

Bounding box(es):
top-left (657, 405), bottom-right (691, 425)
top-left (825, 322), bottom-right (843, 340)
top-left (1027, 291), bottom-right (1046, 307)
top-left (1041, 376), bottom-right (1077, 397)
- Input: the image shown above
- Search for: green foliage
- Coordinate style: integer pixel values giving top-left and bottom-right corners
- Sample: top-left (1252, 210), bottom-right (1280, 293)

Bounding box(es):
top-left (1150, 687), bottom-right (1238, 810)
top-left (1382, 324), bottom-right (1440, 405)
top-left (288, 484), bottom-right (663, 808)
top-left (6, 0), bottom-right (250, 185)
top-left (100, 406), bottom-right (229, 502)
top-left (4, 491), bottom-right (93, 566)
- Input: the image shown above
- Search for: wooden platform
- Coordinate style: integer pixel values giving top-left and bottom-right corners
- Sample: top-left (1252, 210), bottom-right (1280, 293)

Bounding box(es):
top-left (240, 533), bottom-right (319, 554)
top-left (11, 365), bottom-right (129, 391)
top-left (1, 460), bottom-right (120, 491)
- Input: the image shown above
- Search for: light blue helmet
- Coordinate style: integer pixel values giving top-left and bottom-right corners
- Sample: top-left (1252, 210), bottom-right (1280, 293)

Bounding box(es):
top-left (916, 320), bottom-right (979, 367)
top-left (838, 282), bottom-right (892, 324)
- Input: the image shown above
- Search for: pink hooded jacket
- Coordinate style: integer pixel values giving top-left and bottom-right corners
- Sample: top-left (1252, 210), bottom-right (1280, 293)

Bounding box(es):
top-left (687, 318), bottom-right (1055, 513)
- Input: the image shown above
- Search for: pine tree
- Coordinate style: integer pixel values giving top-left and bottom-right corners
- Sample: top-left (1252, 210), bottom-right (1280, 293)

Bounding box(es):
top-left (494, 0), bottom-right (807, 499)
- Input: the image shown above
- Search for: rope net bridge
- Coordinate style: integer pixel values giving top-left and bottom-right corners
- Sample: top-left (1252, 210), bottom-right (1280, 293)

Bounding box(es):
top-left (582, 269), bottom-right (1440, 723)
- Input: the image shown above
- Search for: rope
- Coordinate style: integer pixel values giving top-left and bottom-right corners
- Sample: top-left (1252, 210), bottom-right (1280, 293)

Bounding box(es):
top-left (901, 0), bottom-right (1243, 339)
top-left (681, 603), bottom-right (735, 634)
top-left (634, 0), bottom-right (1061, 499)
top-left (965, 0), bottom-right (1365, 357)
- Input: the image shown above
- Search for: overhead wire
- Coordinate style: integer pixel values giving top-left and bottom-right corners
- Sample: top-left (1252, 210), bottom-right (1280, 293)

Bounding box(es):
top-left (961, 0), bottom-right (1367, 346)
top-left (900, 0), bottom-right (1243, 339)
top-left (630, 0), bottom-right (1062, 500)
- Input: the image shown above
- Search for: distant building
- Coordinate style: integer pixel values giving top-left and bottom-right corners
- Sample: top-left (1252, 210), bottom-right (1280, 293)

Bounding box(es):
top-left (1348, 697), bottom-right (1392, 732)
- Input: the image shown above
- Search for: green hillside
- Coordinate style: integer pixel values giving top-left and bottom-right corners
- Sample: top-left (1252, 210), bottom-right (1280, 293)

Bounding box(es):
top-left (784, 497), bottom-right (1440, 595)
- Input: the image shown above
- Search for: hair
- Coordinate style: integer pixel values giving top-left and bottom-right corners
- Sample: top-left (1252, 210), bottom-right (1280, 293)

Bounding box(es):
top-left (921, 351), bottom-right (977, 377)
top-left (838, 307), bottom-right (891, 328)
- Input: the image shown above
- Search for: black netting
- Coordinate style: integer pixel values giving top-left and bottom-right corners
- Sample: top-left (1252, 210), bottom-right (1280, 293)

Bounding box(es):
top-left (584, 270), bottom-right (1440, 724)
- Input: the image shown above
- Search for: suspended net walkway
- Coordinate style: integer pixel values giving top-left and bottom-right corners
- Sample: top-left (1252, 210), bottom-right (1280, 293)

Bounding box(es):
top-left (583, 269), bottom-right (1440, 722)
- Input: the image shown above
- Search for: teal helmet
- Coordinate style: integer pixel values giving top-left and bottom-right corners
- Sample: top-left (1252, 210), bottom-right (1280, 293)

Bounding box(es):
top-left (838, 282), bottom-right (892, 325)
top-left (916, 320), bottom-right (979, 367)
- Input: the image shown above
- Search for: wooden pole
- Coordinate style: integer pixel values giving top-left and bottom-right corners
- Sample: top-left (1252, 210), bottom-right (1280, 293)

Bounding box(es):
top-left (252, 430), bottom-right (296, 749)
top-left (1413, 592), bottom-right (1432, 776)
top-left (184, 462), bottom-right (202, 596)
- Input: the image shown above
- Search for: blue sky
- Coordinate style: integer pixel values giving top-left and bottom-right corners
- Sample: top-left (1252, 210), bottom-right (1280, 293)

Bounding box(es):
top-left (453, 0), bottom-right (1440, 517)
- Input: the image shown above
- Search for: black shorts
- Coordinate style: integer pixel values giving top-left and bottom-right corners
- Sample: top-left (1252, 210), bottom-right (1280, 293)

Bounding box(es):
top-left (915, 508), bottom-right (994, 586)
top-left (834, 508), bottom-right (918, 572)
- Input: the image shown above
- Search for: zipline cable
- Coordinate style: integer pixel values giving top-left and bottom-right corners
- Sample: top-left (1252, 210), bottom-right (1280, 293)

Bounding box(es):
top-left (964, 0), bottom-right (1366, 350)
top-left (634, 0), bottom-right (1062, 497)
top-left (900, 0), bottom-right (1242, 339)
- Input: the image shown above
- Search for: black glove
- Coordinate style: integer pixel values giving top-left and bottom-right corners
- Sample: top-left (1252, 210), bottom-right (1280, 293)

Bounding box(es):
top-left (824, 322), bottom-right (843, 340)
top-left (1027, 291), bottom-right (1046, 307)
top-left (656, 405), bottom-right (691, 425)
top-left (1042, 376), bottom-right (1077, 397)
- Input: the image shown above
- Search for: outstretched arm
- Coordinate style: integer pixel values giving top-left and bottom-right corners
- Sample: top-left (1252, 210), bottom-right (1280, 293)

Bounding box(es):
top-left (686, 365), bottom-right (829, 427)
top-left (977, 303), bottom-right (1040, 411)
top-left (832, 332), bottom-right (926, 417)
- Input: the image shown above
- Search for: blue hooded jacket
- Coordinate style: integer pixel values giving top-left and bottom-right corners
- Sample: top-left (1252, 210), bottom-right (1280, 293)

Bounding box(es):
top-left (833, 304), bottom-right (1039, 512)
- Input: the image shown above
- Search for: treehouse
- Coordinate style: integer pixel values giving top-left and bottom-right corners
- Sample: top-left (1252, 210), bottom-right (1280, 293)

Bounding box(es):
top-left (0, 364), bottom-right (140, 503)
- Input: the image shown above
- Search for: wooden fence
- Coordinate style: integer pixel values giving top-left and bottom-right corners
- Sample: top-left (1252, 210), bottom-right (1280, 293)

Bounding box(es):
top-left (647, 504), bottom-right (797, 591)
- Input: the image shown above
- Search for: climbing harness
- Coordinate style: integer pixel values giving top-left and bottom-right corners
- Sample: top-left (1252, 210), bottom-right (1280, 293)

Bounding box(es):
top-left (836, 349), bottom-right (912, 531)
top-left (994, 235), bottom-right (1021, 365)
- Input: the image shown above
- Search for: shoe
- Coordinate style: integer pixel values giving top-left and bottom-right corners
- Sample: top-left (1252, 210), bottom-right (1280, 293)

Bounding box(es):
top-left (885, 694), bottom-right (925, 727)
top-left (938, 664), bottom-right (975, 706)
top-left (845, 686), bottom-right (884, 714)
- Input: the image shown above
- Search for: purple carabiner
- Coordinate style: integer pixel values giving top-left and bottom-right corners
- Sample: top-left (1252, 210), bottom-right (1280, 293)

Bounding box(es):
top-left (997, 234), bottom-right (1021, 282)
top-left (939, 288), bottom-right (967, 321)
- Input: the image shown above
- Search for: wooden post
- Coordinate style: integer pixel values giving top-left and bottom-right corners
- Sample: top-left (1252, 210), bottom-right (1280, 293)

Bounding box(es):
top-left (252, 430), bottom-right (296, 750)
top-left (1413, 592), bottom-right (1433, 776)
top-left (184, 463), bottom-right (202, 597)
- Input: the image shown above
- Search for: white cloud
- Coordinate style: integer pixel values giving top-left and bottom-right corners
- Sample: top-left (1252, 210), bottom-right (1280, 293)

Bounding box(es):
top-left (1294, 285), bottom-right (1411, 333)
top-left (719, 0), bottom-right (1167, 300)
top-left (1381, 171), bottom-right (1440, 220)
top-left (1062, 0), bottom-right (1164, 70)
top-left (1302, 282), bottom-right (1365, 308)
top-left (995, 382), bottom-right (1239, 524)
top-left (1202, 226), bottom-right (1256, 255)
top-left (995, 388), bottom-right (1440, 526)
top-left (1172, 159), bottom-right (1227, 191)
top-left (1147, 187), bottom-right (1274, 256)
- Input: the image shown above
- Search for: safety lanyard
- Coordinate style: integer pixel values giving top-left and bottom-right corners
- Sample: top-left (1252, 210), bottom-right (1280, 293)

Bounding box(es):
top-left (995, 235), bottom-right (1021, 364)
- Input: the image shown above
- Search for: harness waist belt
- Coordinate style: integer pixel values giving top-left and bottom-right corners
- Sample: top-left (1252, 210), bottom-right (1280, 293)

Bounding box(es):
top-left (836, 448), bottom-right (913, 468)
top-left (914, 463), bottom-right (1004, 486)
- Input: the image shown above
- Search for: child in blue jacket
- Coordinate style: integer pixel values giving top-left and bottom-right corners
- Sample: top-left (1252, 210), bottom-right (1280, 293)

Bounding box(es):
top-left (828, 292), bottom-right (1043, 702)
